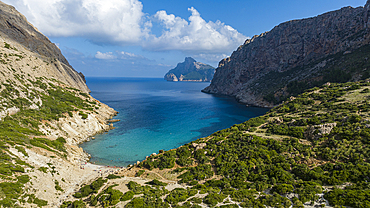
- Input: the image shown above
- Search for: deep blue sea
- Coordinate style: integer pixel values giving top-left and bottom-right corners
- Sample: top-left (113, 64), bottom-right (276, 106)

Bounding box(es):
top-left (80, 77), bottom-right (268, 167)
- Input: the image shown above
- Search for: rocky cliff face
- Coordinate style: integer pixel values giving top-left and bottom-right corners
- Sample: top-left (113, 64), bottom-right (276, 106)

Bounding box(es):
top-left (0, 1), bottom-right (89, 93)
top-left (203, 1), bottom-right (370, 107)
top-left (165, 57), bottom-right (215, 82)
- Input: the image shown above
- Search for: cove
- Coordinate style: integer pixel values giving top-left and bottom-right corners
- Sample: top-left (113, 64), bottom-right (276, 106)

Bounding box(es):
top-left (80, 77), bottom-right (268, 167)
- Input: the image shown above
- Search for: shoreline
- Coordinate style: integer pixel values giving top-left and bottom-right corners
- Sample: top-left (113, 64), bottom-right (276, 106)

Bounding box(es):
top-left (19, 97), bottom-right (121, 207)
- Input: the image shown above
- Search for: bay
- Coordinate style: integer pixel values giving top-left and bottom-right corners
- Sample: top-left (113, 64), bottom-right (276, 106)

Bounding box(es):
top-left (80, 77), bottom-right (268, 167)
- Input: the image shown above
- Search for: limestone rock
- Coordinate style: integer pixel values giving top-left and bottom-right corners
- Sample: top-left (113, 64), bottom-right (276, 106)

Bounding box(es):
top-left (305, 123), bottom-right (337, 140)
top-left (0, 1), bottom-right (89, 93)
top-left (203, 2), bottom-right (370, 107)
top-left (192, 143), bottom-right (207, 151)
top-left (164, 57), bottom-right (215, 82)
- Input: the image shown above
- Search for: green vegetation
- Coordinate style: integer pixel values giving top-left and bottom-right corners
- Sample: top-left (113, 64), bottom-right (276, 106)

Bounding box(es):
top-left (65, 80), bottom-right (369, 207)
top-left (262, 44), bottom-right (370, 104)
top-left (0, 73), bottom-right (101, 206)
top-left (145, 179), bottom-right (168, 186)
top-left (55, 180), bottom-right (64, 192)
top-left (135, 169), bottom-right (145, 177)
top-left (3, 35), bottom-right (370, 207)
top-left (73, 177), bottom-right (107, 198)
top-left (133, 80), bottom-right (370, 207)
top-left (106, 174), bottom-right (121, 179)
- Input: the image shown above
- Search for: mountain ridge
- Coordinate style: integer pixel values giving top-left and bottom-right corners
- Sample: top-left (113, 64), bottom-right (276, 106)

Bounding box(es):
top-left (203, 1), bottom-right (370, 107)
top-left (0, 1), bottom-right (89, 93)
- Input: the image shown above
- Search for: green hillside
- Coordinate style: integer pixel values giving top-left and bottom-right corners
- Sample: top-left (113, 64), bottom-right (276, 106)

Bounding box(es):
top-left (0, 79), bottom-right (103, 207)
top-left (67, 80), bottom-right (370, 207)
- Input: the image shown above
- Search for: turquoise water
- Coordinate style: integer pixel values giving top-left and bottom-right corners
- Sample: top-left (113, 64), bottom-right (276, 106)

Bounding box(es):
top-left (80, 77), bottom-right (268, 167)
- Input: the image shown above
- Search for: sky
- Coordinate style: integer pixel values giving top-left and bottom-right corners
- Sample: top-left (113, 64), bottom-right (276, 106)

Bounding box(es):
top-left (3, 0), bottom-right (367, 77)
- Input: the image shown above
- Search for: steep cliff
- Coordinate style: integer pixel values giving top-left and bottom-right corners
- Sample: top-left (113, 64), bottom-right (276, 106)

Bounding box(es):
top-left (165, 57), bottom-right (215, 82)
top-left (0, 1), bottom-right (89, 93)
top-left (203, 1), bottom-right (370, 107)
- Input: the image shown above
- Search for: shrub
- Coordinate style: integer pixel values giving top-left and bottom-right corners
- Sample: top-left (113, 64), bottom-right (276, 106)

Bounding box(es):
top-left (79, 111), bottom-right (88, 119)
top-left (272, 184), bottom-right (294, 194)
top-left (120, 191), bottom-right (134, 201)
top-left (145, 179), bottom-right (167, 186)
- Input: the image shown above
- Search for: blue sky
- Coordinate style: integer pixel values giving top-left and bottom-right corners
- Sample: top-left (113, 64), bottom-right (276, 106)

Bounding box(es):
top-left (4, 0), bottom-right (367, 77)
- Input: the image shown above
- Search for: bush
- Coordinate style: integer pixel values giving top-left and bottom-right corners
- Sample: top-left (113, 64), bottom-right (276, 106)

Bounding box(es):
top-left (107, 174), bottom-right (120, 179)
top-left (120, 191), bottom-right (134, 201)
top-left (72, 200), bottom-right (86, 208)
top-left (135, 170), bottom-right (145, 177)
top-left (79, 111), bottom-right (88, 119)
top-left (145, 179), bottom-right (167, 186)
top-left (272, 184), bottom-right (294, 194)
top-left (203, 193), bottom-right (226, 206)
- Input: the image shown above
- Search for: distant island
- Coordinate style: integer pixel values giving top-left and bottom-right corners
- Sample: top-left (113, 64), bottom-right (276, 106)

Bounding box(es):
top-left (164, 57), bottom-right (215, 82)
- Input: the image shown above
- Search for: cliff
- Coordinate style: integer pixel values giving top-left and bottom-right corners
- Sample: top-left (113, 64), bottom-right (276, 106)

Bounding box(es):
top-left (203, 1), bottom-right (370, 107)
top-left (165, 57), bottom-right (215, 82)
top-left (0, 1), bottom-right (89, 93)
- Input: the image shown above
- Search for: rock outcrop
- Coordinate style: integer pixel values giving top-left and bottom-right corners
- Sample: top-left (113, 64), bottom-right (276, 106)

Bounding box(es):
top-left (165, 57), bottom-right (215, 82)
top-left (203, 1), bottom-right (370, 107)
top-left (0, 1), bottom-right (89, 93)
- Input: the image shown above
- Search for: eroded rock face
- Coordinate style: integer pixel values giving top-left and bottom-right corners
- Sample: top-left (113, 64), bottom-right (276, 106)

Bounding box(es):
top-left (0, 1), bottom-right (89, 93)
top-left (203, 1), bottom-right (370, 107)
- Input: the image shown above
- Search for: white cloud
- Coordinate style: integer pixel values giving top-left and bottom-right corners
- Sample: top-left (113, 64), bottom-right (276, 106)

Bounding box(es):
top-left (95, 51), bottom-right (116, 60)
top-left (143, 7), bottom-right (247, 53)
top-left (94, 51), bottom-right (155, 64)
top-left (4, 0), bottom-right (144, 44)
top-left (194, 53), bottom-right (229, 63)
top-left (119, 51), bottom-right (141, 59)
top-left (5, 1), bottom-right (247, 54)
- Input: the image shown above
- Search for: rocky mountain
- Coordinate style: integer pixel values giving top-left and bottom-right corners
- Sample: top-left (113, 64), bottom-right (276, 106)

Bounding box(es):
top-left (0, 1), bottom-right (88, 93)
top-left (203, 1), bottom-right (370, 107)
top-left (165, 57), bottom-right (215, 82)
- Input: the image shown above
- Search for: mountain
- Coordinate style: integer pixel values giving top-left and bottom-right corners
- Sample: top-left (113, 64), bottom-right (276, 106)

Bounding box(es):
top-left (0, 2), bottom-right (117, 207)
top-left (203, 1), bottom-right (370, 107)
top-left (164, 57), bottom-right (215, 82)
top-left (0, 1), bottom-right (88, 93)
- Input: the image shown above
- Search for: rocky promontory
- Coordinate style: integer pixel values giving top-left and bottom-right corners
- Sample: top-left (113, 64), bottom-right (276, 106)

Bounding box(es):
top-left (203, 1), bottom-right (370, 107)
top-left (165, 57), bottom-right (215, 82)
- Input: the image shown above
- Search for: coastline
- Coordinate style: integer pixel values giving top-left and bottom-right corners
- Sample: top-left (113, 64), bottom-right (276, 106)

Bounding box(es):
top-left (17, 96), bottom-right (121, 207)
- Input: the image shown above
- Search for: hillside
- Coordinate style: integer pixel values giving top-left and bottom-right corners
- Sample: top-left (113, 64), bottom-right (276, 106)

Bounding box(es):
top-left (2, 0), bottom-right (370, 207)
top-left (164, 57), bottom-right (215, 82)
top-left (66, 80), bottom-right (370, 208)
top-left (0, 1), bottom-right (88, 93)
top-left (203, 1), bottom-right (370, 107)
top-left (0, 1), bottom-right (117, 207)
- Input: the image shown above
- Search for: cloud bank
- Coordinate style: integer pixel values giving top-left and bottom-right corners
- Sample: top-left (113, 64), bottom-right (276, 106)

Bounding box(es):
top-left (144, 7), bottom-right (246, 53)
top-left (7, 0), bottom-right (144, 43)
top-left (94, 51), bottom-right (153, 63)
top-left (5, 0), bottom-right (247, 54)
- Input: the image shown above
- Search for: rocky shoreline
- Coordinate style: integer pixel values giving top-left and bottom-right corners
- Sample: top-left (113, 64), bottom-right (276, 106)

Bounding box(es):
top-left (13, 98), bottom-right (122, 207)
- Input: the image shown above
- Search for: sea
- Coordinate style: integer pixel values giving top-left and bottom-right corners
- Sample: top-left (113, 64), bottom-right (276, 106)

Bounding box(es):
top-left (79, 77), bottom-right (268, 167)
